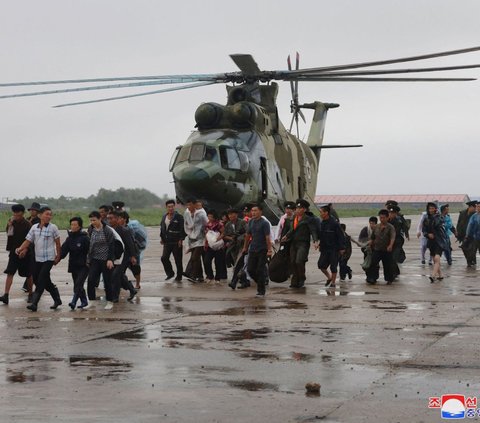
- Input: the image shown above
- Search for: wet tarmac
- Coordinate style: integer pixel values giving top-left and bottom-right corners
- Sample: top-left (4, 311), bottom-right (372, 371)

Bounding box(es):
top-left (0, 215), bottom-right (479, 422)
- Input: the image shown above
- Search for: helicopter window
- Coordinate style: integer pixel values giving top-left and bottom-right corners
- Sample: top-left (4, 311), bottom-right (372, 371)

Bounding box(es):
top-left (176, 145), bottom-right (191, 163)
top-left (189, 144), bottom-right (205, 162)
top-left (204, 146), bottom-right (219, 163)
top-left (169, 146), bottom-right (182, 171)
top-left (219, 147), bottom-right (241, 171)
top-left (273, 134), bottom-right (283, 145)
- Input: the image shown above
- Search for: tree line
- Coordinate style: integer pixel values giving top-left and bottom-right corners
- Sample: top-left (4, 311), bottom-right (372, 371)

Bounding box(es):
top-left (13, 188), bottom-right (169, 210)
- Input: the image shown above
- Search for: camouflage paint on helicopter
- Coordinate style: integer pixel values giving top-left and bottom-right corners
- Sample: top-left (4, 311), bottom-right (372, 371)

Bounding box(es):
top-left (170, 82), bottom-right (331, 223)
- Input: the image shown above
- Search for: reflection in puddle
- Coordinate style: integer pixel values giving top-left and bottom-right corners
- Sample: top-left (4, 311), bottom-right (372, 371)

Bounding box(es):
top-left (7, 372), bottom-right (54, 383)
top-left (221, 327), bottom-right (270, 342)
top-left (227, 380), bottom-right (279, 392)
top-left (69, 355), bottom-right (132, 380)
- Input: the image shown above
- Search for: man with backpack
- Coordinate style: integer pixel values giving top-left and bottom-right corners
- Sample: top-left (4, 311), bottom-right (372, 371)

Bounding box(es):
top-left (127, 214), bottom-right (148, 289)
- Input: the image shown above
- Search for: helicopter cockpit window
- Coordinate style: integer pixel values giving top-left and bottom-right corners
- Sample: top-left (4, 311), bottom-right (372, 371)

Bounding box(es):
top-left (219, 147), bottom-right (241, 171)
top-left (176, 144), bottom-right (191, 163)
top-left (169, 146), bottom-right (182, 171)
top-left (204, 146), bottom-right (219, 163)
top-left (189, 144), bottom-right (205, 162)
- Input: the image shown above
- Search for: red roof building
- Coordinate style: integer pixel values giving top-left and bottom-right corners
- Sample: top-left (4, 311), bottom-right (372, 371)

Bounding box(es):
top-left (314, 194), bottom-right (470, 208)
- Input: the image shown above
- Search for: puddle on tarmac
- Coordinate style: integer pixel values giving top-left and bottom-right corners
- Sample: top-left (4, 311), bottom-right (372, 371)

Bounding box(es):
top-left (318, 290), bottom-right (379, 296)
top-left (69, 355), bottom-right (132, 379)
top-left (220, 327), bottom-right (270, 342)
top-left (102, 325), bottom-right (162, 342)
top-left (190, 300), bottom-right (308, 317)
top-left (7, 372), bottom-right (54, 383)
top-left (227, 379), bottom-right (280, 392)
top-left (69, 355), bottom-right (132, 368)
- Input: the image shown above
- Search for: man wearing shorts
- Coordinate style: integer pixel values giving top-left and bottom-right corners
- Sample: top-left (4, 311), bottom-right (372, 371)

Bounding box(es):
top-left (0, 204), bottom-right (33, 305)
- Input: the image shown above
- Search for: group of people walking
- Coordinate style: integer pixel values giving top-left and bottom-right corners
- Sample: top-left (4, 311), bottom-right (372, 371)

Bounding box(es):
top-left (1, 202), bottom-right (147, 311)
top-left (2, 198), bottom-right (480, 310)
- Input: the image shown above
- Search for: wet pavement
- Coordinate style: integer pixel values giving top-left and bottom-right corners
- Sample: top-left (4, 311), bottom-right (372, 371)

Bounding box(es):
top-left (0, 215), bottom-right (479, 422)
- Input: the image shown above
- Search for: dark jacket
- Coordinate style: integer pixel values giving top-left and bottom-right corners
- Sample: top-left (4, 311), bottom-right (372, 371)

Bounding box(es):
top-left (6, 218), bottom-right (31, 252)
top-left (422, 212), bottom-right (448, 251)
top-left (317, 216), bottom-right (346, 252)
top-left (457, 209), bottom-right (474, 241)
top-left (285, 213), bottom-right (318, 244)
top-left (160, 212), bottom-right (186, 244)
top-left (114, 225), bottom-right (138, 263)
top-left (61, 230), bottom-right (89, 273)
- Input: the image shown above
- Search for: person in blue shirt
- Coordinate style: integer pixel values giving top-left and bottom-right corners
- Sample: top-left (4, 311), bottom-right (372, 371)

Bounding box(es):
top-left (440, 204), bottom-right (457, 266)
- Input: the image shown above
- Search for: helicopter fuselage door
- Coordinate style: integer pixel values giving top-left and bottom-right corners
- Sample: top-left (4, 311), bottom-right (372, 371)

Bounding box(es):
top-left (260, 157), bottom-right (268, 199)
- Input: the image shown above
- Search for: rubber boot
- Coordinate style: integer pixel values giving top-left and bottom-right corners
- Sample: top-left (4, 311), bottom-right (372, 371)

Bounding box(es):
top-left (68, 293), bottom-right (79, 310)
top-left (126, 279), bottom-right (137, 301)
top-left (0, 293), bottom-right (9, 305)
top-left (50, 286), bottom-right (62, 310)
top-left (78, 291), bottom-right (89, 309)
top-left (27, 291), bottom-right (41, 312)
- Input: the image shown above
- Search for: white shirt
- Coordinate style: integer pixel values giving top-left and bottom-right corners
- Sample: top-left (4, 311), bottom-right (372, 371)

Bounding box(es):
top-left (26, 223), bottom-right (60, 262)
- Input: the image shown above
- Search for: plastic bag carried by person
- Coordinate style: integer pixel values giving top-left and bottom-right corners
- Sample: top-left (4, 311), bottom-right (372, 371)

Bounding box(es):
top-left (206, 230), bottom-right (224, 251)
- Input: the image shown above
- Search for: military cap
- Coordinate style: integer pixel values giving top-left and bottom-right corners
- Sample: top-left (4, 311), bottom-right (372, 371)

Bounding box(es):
top-left (296, 199), bottom-right (310, 209)
top-left (284, 201), bottom-right (296, 210)
top-left (385, 200), bottom-right (398, 207)
top-left (243, 203), bottom-right (254, 212)
top-left (112, 201), bottom-right (125, 210)
top-left (27, 202), bottom-right (41, 211)
top-left (388, 205), bottom-right (400, 213)
top-left (11, 204), bottom-right (25, 213)
top-left (466, 200), bottom-right (477, 207)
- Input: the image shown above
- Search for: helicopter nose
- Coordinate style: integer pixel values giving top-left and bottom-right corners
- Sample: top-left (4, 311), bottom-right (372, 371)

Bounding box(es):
top-left (174, 167), bottom-right (210, 197)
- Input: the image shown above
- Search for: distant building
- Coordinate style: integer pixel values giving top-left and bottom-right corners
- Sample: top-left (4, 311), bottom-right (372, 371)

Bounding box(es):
top-left (314, 194), bottom-right (471, 209)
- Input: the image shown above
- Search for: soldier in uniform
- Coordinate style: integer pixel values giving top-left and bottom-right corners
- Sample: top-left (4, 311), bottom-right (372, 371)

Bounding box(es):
top-left (387, 205), bottom-right (407, 279)
top-left (223, 208), bottom-right (247, 269)
top-left (282, 200), bottom-right (318, 288)
top-left (457, 200), bottom-right (477, 267)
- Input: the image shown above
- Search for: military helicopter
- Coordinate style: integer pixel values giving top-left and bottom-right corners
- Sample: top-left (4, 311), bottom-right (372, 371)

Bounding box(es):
top-left (1, 46), bottom-right (479, 222)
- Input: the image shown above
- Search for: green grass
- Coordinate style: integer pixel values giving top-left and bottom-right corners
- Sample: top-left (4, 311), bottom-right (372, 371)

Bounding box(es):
top-left (0, 208), bottom-right (169, 230)
top-left (1, 206), bottom-right (463, 231)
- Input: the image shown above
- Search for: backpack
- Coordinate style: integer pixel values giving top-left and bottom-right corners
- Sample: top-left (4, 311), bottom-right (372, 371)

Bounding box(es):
top-left (128, 220), bottom-right (148, 251)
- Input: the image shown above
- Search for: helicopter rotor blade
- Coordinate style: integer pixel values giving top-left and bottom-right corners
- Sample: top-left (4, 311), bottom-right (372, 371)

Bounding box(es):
top-left (289, 112), bottom-right (295, 133)
top-left (285, 63), bottom-right (480, 78)
top-left (285, 76), bottom-right (476, 82)
top-left (230, 54), bottom-right (261, 75)
top-left (287, 55), bottom-right (295, 100)
top-left (316, 144), bottom-right (363, 149)
top-left (298, 108), bottom-right (306, 124)
top-left (0, 74), bottom-right (223, 88)
top-left (52, 81), bottom-right (218, 108)
top-left (0, 77), bottom-right (219, 100)
top-left (286, 46), bottom-right (480, 75)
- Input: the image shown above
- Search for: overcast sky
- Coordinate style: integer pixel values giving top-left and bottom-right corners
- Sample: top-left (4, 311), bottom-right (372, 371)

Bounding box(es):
top-left (0, 0), bottom-right (479, 201)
